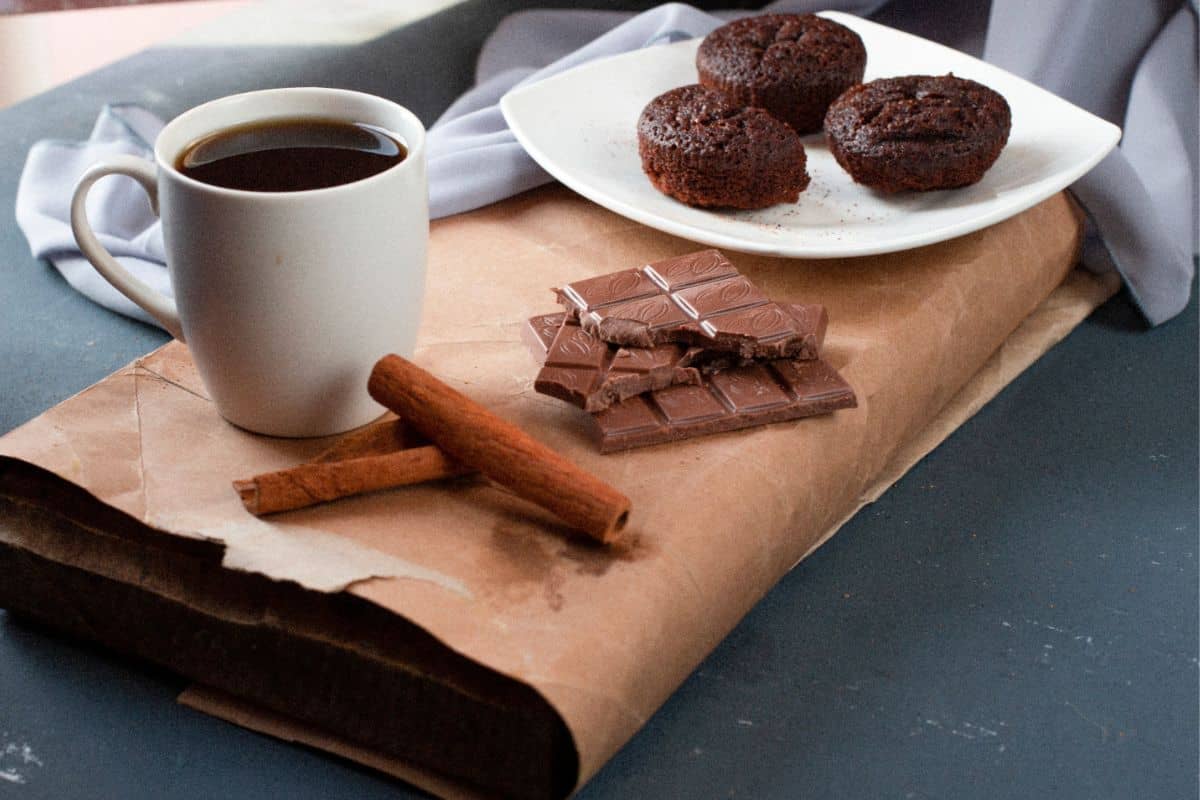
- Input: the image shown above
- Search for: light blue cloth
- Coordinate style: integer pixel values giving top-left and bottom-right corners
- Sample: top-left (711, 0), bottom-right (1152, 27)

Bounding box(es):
top-left (15, 104), bottom-right (170, 326)
top-left (14, 1), bottom-right (1197, 327)
top-left (983, 0), bottom-right (1197, 323)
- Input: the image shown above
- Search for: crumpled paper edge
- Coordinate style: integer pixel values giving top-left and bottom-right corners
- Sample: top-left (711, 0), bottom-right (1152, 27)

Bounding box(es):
top-left (0, 350), bottom-right (471, 599)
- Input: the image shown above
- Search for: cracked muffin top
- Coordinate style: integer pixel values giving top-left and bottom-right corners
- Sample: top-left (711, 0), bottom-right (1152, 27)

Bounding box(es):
top-left (823, 74), bottom-right (1012, 192)
top-left (637, 84), bottom-right (802, 159)
top-left (698, 14), bottom-right (865, 89)
top-left (824, 74), bottom-right (1011, 156)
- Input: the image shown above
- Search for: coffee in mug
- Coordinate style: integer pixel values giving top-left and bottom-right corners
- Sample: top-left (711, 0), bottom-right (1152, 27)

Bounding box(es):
top-left (177, 118), bottom-right (408, 192)
top-left (70, 87), bottom-right (428, 438)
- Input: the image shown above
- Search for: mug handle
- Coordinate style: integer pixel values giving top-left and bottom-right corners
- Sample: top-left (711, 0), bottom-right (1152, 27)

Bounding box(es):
top-left (70, 155), bottom-right (184, 341)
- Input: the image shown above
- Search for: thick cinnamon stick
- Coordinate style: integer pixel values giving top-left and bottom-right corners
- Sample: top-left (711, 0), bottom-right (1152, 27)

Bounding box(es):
top-left (234, 446), bottom-right (469, 516)
top-left (368, 354), bottom-right (631, 543)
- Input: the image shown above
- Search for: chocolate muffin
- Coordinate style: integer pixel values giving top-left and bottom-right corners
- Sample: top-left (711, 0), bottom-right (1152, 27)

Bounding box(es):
top-left (637, 83), bottom-right (809, 209)
top-left (697, 13), bottom-right (866, 135)
top-left (824, 74), bottom-right (1012, 193)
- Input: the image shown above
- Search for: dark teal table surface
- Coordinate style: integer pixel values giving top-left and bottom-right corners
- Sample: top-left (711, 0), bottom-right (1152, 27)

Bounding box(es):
top-left (1, 2), bottom-right (1195, 797)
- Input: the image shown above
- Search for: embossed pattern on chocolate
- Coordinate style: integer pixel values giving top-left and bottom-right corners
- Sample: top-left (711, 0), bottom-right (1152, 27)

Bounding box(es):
top-left (524, 306), bottom-right (854, 452)
top-left (589, 357), bottom-right (856, 453)
top-left (529, 312), bottom-right (702, 412)
top-left (527, 302), bottom-right (828, 413)
top-left (556, 250), bottom-right (825, 359)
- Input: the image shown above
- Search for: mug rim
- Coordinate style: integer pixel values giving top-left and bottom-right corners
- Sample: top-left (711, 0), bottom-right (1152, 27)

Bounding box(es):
top-left (153, 86), bottom-right (426, 199)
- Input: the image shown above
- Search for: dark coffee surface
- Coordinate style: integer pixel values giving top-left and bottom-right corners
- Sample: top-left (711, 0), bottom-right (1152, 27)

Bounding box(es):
top-left (556, 249), bottom-right (826, 359)
top-left (177, 117), bottom-right (406, 192)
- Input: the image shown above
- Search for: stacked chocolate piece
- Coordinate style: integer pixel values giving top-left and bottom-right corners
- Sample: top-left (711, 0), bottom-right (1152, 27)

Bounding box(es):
top-left (524, 249), bottom-right (857, 453)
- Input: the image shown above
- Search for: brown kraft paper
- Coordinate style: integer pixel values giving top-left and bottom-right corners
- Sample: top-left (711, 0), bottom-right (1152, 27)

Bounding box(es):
top-left (0, 186), bottom-right (1113, 798)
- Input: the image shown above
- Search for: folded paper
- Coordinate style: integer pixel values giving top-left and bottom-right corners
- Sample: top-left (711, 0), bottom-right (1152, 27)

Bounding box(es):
top-left (0, 187), bottom-right (1111, 798)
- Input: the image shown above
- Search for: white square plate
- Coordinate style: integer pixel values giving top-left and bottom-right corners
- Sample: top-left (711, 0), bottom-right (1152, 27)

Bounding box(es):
top-left (499, 11), bottom-right (1121, 259)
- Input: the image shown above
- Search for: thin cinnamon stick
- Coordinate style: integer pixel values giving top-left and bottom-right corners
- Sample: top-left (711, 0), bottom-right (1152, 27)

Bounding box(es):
top-left (311, 417), bottom-right (426, 463)
top-left (367, 353), bottom-right (631, 543)
top-left (234, 446), bottom-right (469, 516)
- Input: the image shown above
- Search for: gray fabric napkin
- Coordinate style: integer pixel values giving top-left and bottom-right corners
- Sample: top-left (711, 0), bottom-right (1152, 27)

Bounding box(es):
top-left (14, 1), bottom-right (1196, 328)
top-left (984, 0), bottom-right (1197, 324)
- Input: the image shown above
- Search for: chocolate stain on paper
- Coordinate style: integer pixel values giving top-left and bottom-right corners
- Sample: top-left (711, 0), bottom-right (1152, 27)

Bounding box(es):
top-left (489, 513), bottom-right (654, 610)
top-left (488, 514), bottom-right (566, 610)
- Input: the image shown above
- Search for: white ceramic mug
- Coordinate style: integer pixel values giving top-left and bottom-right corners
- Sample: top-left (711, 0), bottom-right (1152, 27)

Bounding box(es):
top-left (70, 87), bottom-right (428, 437)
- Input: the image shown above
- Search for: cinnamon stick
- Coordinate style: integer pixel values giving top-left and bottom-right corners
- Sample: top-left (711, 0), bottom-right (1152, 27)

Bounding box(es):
top-left (234, 445), bottom-right (469, 516)
top-left (311, 417), bottom-right (425, 463)
top-left (368, 354), bottom-right (631, 543)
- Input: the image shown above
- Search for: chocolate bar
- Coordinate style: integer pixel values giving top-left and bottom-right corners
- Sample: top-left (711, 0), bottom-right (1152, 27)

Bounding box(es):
top-left (527, 304), bottom-right (827, 413)
top-left (524, 309), bottom-right (855, 452)
top-left (589, 359), bottom-right (856, 453)
top-left (555, 249), bottom-right (825, 360)
top-left (527, 313), bottom-right (702, 412)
